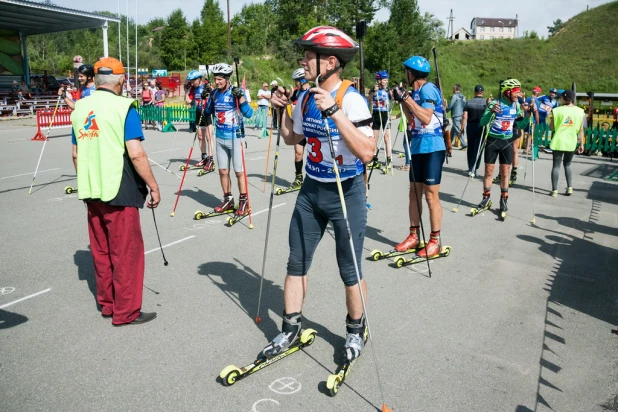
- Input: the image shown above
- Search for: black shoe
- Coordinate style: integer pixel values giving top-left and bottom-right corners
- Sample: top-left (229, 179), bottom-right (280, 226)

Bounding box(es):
top-left (101, 312), bottom-right (112, 318)
top-left (113, 312), bottom-right (157, 326)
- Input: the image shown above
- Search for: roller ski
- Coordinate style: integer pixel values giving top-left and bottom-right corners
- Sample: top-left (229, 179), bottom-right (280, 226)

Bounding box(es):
top-left (179, 157), bottom-right (211, 171)
top-left (64, 186), bottom-right (77, 194)
top-left (326, 315), bottom-right (368, 397)
top-left (470, 195), bottom-right (492, 217)
top-left (367, 157), bottom-right (382, 170)
top-left (197, 158), bottom-right (216, 177)
top-left (394, 236), bottom-right (452, 268)
top-left (227, 194), bottom-right (250, 226)
top-left (275, 174), bottom-right (302, 195)
top-left (370, 226), bottom-right (424, 261)
top-left (219, 328), bottom-right (318, 387)
top-left (499, 196), bottom-right (508, 221)
top-left (194, 193), bottom-right (236, 220)
top-left (381, 157), bottom-right (392, 174)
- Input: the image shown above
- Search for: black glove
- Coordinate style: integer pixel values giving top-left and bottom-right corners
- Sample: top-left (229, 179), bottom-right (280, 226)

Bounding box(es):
top-left (61, 92), bottom-right (66, 99)
top-left (443, 118), bottom-right (450, 127)
top-left (231, 86), bottom-right (244, 99)
top-left (201, 84), bottom-right (212, 100)
top-left (392, 86), bottom-right (409, 102)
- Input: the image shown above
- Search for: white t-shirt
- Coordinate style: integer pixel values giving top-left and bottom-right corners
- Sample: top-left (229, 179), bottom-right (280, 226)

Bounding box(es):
top-left (257, 89), bottom-right (271, 106)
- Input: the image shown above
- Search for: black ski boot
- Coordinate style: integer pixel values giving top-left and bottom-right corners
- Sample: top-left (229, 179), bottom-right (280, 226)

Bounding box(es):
top-left (263, 312), bottom-right (302, 358)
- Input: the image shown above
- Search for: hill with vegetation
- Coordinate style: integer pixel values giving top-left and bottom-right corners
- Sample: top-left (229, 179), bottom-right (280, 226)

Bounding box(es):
top-left (439, 1), bottom-right (618, 96)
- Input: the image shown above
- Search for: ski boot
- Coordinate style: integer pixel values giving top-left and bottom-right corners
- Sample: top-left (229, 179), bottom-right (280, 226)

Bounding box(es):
top-left (263, 312), bottom-right (302, 358)
top-left (394, 232), bottom-right (452, 268)
top-left (370, 226), bottom-right (425, 261)
top-left (492, 174), bottom-right (501, 184)
top-left (326, 315), bottom-right (368, 397)
top-left (509, 170), bottom-right (517, 186)
top-left (228, 194), bottom-right (251, 226)
top-left (276, 174), bottom-right (302, 195)
top-left (471, 195), bottom-right (492, 216)
top-left (367, 155), bottom-right (382, 170)
top-left (382, 157), bottom-right (393, 174)
top-left (194, 193), bottom-right (236, 220)
top-left (499, 195), bottom-right (508, 220)
top-left (220, 314), bottom-right (316, 387)
top-left (180, 157), bottom-right (208, 171)
top-left (197, 157), bottom-right (216, 176)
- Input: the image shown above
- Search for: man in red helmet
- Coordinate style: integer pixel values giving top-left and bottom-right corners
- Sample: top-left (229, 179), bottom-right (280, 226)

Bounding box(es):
top-left (267, 26), bottom-right (375, 362)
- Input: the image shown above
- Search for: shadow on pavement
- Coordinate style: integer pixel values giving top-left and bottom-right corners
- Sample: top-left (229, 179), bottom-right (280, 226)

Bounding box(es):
top-left (515, 187), bottom-right (618, 411)
top-left (74, 247), bottom-right (97, 310)
top-left (197, 258), bottom-right (344, 361)
top-left (0, 309), bottom-right (28, 329)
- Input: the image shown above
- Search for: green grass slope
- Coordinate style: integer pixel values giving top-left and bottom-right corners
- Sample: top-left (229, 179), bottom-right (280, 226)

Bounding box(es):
top-left (439, 1), bottom-right (618, 96)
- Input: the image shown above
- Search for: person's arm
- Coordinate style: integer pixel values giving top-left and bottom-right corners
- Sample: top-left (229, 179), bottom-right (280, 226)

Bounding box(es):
top-left (312, 87), bottom-right (375, 163)
top-left (461, 110), bottom-right (468, 135)
top-left (126, 139), bottom-right (160, 207)
top-left (271, 86), bottom-right (304, 145)
top-left (446, 94), bottom-right (455, 113)
top-left (401, 89), bottom-right (435, 126)
top-left (549, 115), bottom-right (555, 131)
top-left (58, 87), bottom-right (76, 110)
top-left (480, 102), bottom-right (497, 126)
top-left (577, 123), bottom-right (585, 154)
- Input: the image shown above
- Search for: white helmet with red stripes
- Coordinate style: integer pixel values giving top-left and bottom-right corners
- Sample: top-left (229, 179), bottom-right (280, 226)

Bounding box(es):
top-left (294, 26), bottom-right (359, 64)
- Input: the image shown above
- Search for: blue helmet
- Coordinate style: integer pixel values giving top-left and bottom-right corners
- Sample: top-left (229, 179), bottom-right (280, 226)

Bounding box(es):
top-left (375, 70), bottom-right (389, 80)
top-left (403, 56), bottom-right (430, 75)
top-left (557, 89), bottom-right (564, 94)
top-left (187, 70), bottom-right (202, 81)
top-left (550, 88), bottom-right (558, 94)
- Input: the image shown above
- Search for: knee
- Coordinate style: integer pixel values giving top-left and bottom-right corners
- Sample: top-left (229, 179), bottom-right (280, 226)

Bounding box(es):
top-left (425, 190), bottom-right (440, 207)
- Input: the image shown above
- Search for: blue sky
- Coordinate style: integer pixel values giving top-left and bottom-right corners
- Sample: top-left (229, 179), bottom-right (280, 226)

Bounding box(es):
top-left (52, 0), bottom-right (611, 37)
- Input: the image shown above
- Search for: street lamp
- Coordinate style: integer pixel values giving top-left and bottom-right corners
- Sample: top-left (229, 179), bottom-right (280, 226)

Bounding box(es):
top-left (497, 20), bottom-right (505, 38)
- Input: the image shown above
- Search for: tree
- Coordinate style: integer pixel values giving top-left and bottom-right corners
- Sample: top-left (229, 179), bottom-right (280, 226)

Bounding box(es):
top-left (196, 0), bottom-right (227, 64)
top-left (522, 30), bottom-right (539, 39)
top-left (160, 9), bottom-right (188, 70)
top-left (327, 0), bottom-right (386, 34)
top-left (231, 3), bottom-right (274, 56)
top-left (547, 19), bottom-right (564, 37)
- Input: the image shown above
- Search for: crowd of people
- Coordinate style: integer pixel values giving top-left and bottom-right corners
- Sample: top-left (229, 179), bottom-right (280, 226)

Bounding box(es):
top-left (65, 26), bottom-right (587, 369)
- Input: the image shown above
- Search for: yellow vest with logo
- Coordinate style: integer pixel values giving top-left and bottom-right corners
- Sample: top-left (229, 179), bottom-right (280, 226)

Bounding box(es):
top-left (549, 105), bottom-right (584, 151)
top-left (71, 90), bottom-right (137, 201)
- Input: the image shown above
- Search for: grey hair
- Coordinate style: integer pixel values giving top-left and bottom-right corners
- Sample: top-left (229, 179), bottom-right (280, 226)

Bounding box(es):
top-left (95, 73), bottom-right (124, 87)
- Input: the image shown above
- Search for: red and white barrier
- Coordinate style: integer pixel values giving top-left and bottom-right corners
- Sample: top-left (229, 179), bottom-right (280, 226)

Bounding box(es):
top-left (31, 107), bottom-right (72, 141)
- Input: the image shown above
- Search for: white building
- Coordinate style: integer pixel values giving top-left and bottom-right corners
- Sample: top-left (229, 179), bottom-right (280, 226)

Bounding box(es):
top-left (450, 27), bottom-right (472, 41)
top-left (471, 17), bottom-right (518, 40)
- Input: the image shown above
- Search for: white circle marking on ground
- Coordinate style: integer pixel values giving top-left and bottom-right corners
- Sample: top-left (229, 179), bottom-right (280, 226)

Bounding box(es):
top-left (268, 377), bottom-right (301, 395)
top-left (251, 399), bottom-right (279, 411)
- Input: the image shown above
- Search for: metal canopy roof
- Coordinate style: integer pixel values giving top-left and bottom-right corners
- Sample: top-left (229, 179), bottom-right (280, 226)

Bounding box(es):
top-left (0, 0), bottom-right (120, 36)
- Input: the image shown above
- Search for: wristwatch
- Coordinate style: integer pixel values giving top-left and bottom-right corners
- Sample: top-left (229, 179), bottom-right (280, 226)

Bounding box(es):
top-left (322, 103), bottom-right (340, 117)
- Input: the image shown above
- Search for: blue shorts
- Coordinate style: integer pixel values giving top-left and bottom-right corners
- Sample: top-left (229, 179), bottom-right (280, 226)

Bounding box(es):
top-left (287, 174), bottom-right (366, 286)
top-left (410, 151), bottom-right (445, 186)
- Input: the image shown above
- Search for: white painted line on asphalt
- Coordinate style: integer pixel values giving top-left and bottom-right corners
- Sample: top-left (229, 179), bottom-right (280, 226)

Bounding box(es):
top-left (0, 288), bottom-right (51, 309)
top-left (144, 235), bottom-right (195, 255)
top-left (251, 203), bottom-right (286, 217)
top-left (248, 156), bottom-right (266, 161)
top-left (151, 148), bottom-right (182, 154)
top-left (0, 168), bottom-right (61, 180)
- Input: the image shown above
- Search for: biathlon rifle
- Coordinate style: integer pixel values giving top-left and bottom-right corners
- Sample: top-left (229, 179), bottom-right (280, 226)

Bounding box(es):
top-left (431, 47), bottom-right (452, 162)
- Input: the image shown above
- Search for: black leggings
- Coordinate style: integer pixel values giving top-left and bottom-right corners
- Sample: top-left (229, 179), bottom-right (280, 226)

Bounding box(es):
top-left (551, 150), bottom-right (574, 190)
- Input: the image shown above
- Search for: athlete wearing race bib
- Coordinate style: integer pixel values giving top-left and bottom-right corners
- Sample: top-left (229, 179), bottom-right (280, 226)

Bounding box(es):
top-left (202, 63), bottom-right (253, 218)
top-left (391, 55), bottom-right (447, 259)
top-left (536, 88), bottom-right (558, 124)
top-left (477, 78), bottom-right (531, 215)
top-left (264, 26), bottom-right (375, 364)
top-left (186, 70), bottom-right (215, 170)
top-left (285, 68), bottom-right (312, 192)
top-left (367, 70), bottom-right (393, 171)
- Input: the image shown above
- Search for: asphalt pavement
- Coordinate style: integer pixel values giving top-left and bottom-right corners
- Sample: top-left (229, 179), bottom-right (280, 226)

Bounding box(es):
top-left (0, 118), bottom-right (616, 412)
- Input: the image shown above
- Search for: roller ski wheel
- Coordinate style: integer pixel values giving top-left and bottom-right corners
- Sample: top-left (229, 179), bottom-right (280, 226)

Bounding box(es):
top-left (382, 162), bottom-right (392, 175)
top-left (367, 161), bottom-right (382, 170)
top-left (228, 207), bottom-right (251, 226)
top-left (398, 153), bottom-right (405, 158)
top-left (64, 186), bottom-right (76, 194)
top-left (197, 168), bottom-right (215, 177)
top-left (194, 208), bottom-right (235, 220)
top-left (500, 211), bottom-right (507, 221)
top-left (470, 200), bottom-right (492, 217)
top-left (219, 329), bottom-right (317, 387)
top-left (369, 243), bottom-right (426, 261)
top-left (395, 246), bottom-right (452, 268)
top-left (499, 197), bottom-right (508, 221)
top-left (325, 327), bottom-right (369, 397)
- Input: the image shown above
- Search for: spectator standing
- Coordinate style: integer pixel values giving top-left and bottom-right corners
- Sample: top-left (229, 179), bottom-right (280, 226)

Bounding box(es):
top-left (255, 82), bottom-right (271, 130)
top-left (447, 84), bottom-right (466, 149)
top-left (154, 83), bottom-right (166, 131)
top-left (59, 64), bottom-right (95, 110)
top-left (460, 85), bottom-right (487, 176)
top-left (270, 80), bottom-right (280, 129)
top-left (548, 90), bottom-right (585, 196)
top-left (70, 57), bottom-right (159, 326)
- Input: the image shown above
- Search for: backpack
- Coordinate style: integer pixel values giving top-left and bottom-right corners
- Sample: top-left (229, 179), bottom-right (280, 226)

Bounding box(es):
top-left (300, 80), bottom-right (371, 128)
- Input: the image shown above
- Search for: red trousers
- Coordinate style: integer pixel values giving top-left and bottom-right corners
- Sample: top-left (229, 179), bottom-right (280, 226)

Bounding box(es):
top-left (86, 201), bottom-right (144, 325)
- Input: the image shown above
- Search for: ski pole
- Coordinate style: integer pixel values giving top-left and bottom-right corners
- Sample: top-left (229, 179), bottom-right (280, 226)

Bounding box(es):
top-left (262, 110), bottom-right (274, 192)
top-left (170, 109), bottom-right (205, 217)
top-left (165, 127), bottom-right (179, 170)
top-left (402, 126), bottom-right (432, 277)
top-left (432, 47), bottom-right (451, 164)
top-left (28, 97), bottom-right (61, 194)
top-left (366, 88), bottom-right (386, 191)
top-left (151, 200), bottom-right (169, 266)
top-left (148, 157), bottom-right (181, 179)
top-left (453, 123), bottom-right (490, 213)
top-left (531, 121), bottom-right (536, 224)
top-left (234, 57), bottom-right (254, 229)
top-left (255, 108), bottom-right (283, 324)
top-left (316, 73), bottom-right (390, 412)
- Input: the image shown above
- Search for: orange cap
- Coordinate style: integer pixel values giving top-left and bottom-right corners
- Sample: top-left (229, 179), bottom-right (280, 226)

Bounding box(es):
top-left (94, 57), bottom-right (125, 75)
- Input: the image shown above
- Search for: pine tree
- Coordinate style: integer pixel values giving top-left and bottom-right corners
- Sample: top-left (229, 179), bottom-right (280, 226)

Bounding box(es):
top-left (160, 9), bottom-right (188, 70)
